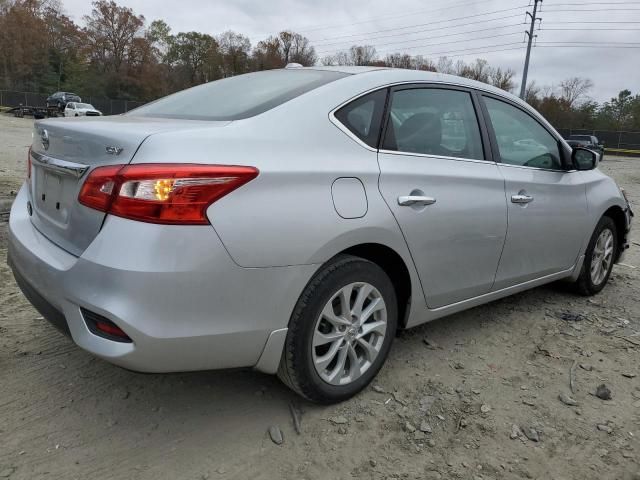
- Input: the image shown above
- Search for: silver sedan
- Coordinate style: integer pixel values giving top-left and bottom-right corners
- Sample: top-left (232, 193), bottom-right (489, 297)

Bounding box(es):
top-left (8, 66), bottom-right (633, 403)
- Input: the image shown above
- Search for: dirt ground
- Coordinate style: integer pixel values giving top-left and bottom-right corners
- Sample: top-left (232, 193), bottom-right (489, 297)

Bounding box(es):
top-left (1, 114), bottom-right (639, 480)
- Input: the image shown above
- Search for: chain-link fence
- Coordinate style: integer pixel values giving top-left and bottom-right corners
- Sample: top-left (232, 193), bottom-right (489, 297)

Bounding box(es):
top-left (557, 128), bottom-right (640, 154)
top-left (0, 90), bottom-right (145, 115)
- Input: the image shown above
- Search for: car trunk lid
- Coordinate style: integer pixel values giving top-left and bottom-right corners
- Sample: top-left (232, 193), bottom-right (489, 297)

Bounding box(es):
top-left (28, 116), bottom-right (229, 256)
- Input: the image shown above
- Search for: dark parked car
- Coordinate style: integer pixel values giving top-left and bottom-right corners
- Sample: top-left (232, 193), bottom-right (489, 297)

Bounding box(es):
top-left (566, 135), bottom-right (605, 158)
top-left (46, 92), bottom-right (81, 112)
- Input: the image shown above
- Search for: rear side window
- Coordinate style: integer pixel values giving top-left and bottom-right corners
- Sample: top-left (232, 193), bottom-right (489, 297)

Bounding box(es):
top-left (128, 69), bottom-right (349, 121)
top-left (382, 88), bottom-right (484, 160)
top-left (334, 89), bottom-right (387, 148)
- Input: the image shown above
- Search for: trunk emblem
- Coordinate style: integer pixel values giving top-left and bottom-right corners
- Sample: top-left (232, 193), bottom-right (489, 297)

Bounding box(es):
top-left (40, 129), bottom-right (49, 150)
top-left (105, 146), bottom-right (123, 155)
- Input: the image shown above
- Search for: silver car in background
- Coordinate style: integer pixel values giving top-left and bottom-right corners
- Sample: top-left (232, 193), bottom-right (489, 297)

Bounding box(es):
top-left (8, 66), bottom-right (633, 403)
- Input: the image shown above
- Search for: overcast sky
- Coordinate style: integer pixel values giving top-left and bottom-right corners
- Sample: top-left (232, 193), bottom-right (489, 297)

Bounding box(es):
top-left (60, 0), bottom-right (640, 102)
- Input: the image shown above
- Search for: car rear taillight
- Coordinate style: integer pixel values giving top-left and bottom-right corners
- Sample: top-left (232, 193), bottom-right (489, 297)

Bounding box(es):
top-left (27, 146), bottom-right (32, 179)
top-left (78, 164), bottom-right (258, 224)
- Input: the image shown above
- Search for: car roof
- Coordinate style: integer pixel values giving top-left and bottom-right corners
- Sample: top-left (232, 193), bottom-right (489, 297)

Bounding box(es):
top-left (301, 66), bottom-right (526, 105)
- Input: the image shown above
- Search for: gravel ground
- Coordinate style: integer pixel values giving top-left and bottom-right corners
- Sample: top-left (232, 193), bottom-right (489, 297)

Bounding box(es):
top-left (0, 114), bottom-right (639, 480)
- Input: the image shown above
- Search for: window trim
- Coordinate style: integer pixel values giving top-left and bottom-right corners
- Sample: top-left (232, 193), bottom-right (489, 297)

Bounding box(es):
top-left (478, 92), bottom-right (575, 173)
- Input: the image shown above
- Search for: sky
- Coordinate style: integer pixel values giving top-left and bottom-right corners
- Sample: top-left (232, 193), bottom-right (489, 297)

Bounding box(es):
top-left (60, 0), bottom-right (640, 102)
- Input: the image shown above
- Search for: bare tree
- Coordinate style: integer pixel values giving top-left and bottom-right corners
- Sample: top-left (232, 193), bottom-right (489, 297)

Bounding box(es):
top-left (490, 67), bottom-right (515, 92)
top-left (558, 77), bottom-right (593, 107)
top-left (348, 45), bottom-right (377, 66)
top-left (524, 80), bottom-right (541, 105)
top-left (436, 56), bottom-right (455, 74)
top-left (321, 45), bottom-right (377, 66)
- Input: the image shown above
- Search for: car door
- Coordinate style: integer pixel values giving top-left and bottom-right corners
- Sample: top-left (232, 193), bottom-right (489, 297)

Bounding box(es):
top-left (479, 94), bottom-right (589, 289)
top-left (377, 85), bottom-right (507, 308)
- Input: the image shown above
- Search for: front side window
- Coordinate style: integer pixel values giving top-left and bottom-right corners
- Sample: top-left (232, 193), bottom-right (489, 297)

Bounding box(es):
top-left (128, 69), bottom-right (349, 121)
top-left (382, 88), bottom-right (484, 160)
top-left (483, 96), bottom-right (563, 170)
top-left (334, 89), bottom-right (387, 148)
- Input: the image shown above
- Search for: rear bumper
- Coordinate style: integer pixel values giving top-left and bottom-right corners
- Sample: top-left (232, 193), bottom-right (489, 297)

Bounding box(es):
top-left (8, 184), bottom-right (315, 373)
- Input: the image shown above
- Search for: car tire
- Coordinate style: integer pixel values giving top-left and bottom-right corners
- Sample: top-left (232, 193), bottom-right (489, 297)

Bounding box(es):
top-left (573, 216), bottom-right (618, 296)
top-left (278, 254), bottom-right (398, 404)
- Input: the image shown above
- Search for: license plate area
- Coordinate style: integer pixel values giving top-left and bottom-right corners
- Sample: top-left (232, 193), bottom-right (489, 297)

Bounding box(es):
top-left (33, 167), bottom-right (76, 225)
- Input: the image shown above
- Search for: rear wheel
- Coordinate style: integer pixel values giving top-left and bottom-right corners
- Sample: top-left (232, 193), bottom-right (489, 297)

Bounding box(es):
top-left (573, 216), bottom-right (617, 295)
top-left (278, 255), bottom-right (397, 403)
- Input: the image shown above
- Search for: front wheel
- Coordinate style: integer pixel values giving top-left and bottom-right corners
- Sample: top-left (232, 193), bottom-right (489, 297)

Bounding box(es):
top-left (278, 255), bottom-right (397, 403)
top-left (573, 216), bottom-right (618, 295)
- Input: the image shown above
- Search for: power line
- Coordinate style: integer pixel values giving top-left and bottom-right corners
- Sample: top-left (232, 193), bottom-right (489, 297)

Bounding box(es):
top-left (421, 45), bottom-right (526, 58)
top-left (535, 44), bottom-right (640, 48)
top-left (317, 31), bottom-right (524, 56)
top-left (548, 1), bottom-right (640, 4)
top-left (308, 6), bottom-right (529, 42)
top-left (297, 0), bottom-right (516, 34)
top-left (542, 27), bottom-right (640, 30)
top-left (536, 41), bottom-right (640, 45)
top-left (542, 7), bottom-right (640, 11)
top-left (316, 24), bottom-right (523, 51)
top-left (543, 20), bottom-right (640, 23)
top-left (312, 14), bottom-right (524, 46)
top-left (372, 41), bottom-right (525, 57)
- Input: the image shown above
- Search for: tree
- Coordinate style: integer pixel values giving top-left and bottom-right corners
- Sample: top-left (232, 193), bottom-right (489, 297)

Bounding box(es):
top-left (558, 77), bottom-right (593, 108)
top-left (146, 19), bottom-right (172, 61)
top-left (0, 0), bottom-right (50, 90)
top-left (43, 5), bottom-right (84, 90)
top-left (84, 1), bottom-right (144, 72)
top-left (252, 31), bottom-right (316, 70)
top-left (599, 90), bottom-right (637, 130)
top-left (167, 31), bottom-right (219, 85)
top-left (489, 67), bottom-right (515, 92)
top-left (83, 0), bottom-right (146, 97)
top-left (218, 30), bottom-right (251, 77)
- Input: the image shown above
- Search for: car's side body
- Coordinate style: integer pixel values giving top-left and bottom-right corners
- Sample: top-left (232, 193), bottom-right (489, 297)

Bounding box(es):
top-left (8, 67), bottom-right (632, 378)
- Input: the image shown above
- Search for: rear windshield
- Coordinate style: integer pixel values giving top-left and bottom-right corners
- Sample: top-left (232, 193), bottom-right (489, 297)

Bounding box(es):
top-left (127, 69), bottom-right (349, 121)
top-left (569, 135), bottom-right (591, 141)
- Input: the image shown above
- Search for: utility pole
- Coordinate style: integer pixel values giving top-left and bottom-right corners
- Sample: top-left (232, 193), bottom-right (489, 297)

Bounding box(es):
top-left (519, 0), bottom-right (542, 100)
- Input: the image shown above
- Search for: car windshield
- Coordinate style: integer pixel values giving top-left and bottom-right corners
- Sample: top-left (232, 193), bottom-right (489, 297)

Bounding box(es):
top-left (569, 135), bottom-right (591, 141)
top-left (127, 69), bottom-right (349, 121)
top-left (76, 103), bottom-right (93, 109)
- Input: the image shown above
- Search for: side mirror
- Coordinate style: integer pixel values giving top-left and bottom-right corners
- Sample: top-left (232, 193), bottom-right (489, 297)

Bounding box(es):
top-left (573, 147), bottom-right (598, 171)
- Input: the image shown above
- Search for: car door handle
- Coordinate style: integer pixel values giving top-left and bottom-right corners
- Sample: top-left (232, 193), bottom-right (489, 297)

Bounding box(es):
top-left (398, 195), bottom-right (437, 206)
top-left (511, 194), bottom-right (534, 204)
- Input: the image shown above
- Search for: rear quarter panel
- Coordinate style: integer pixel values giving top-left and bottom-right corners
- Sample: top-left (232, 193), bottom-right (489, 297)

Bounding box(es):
top-left (131, 73), bottom-right (415, 269)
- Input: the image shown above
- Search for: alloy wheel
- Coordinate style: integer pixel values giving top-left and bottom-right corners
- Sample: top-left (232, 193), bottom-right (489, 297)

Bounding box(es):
top-left (590, 228), bottom-right (614, 286)
top-left (312, 282), bottom-right (387, 386)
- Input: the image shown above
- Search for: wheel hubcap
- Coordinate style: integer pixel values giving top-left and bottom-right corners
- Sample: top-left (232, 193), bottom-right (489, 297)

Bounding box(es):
top-left (590, 228), bottom-right (614, 286)
top-left (312, 282), bottom-right (387, 386)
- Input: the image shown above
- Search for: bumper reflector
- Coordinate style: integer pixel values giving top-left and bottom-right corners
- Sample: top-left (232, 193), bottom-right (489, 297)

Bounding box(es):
top-left (81, 308), bottom-right (132, 343)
